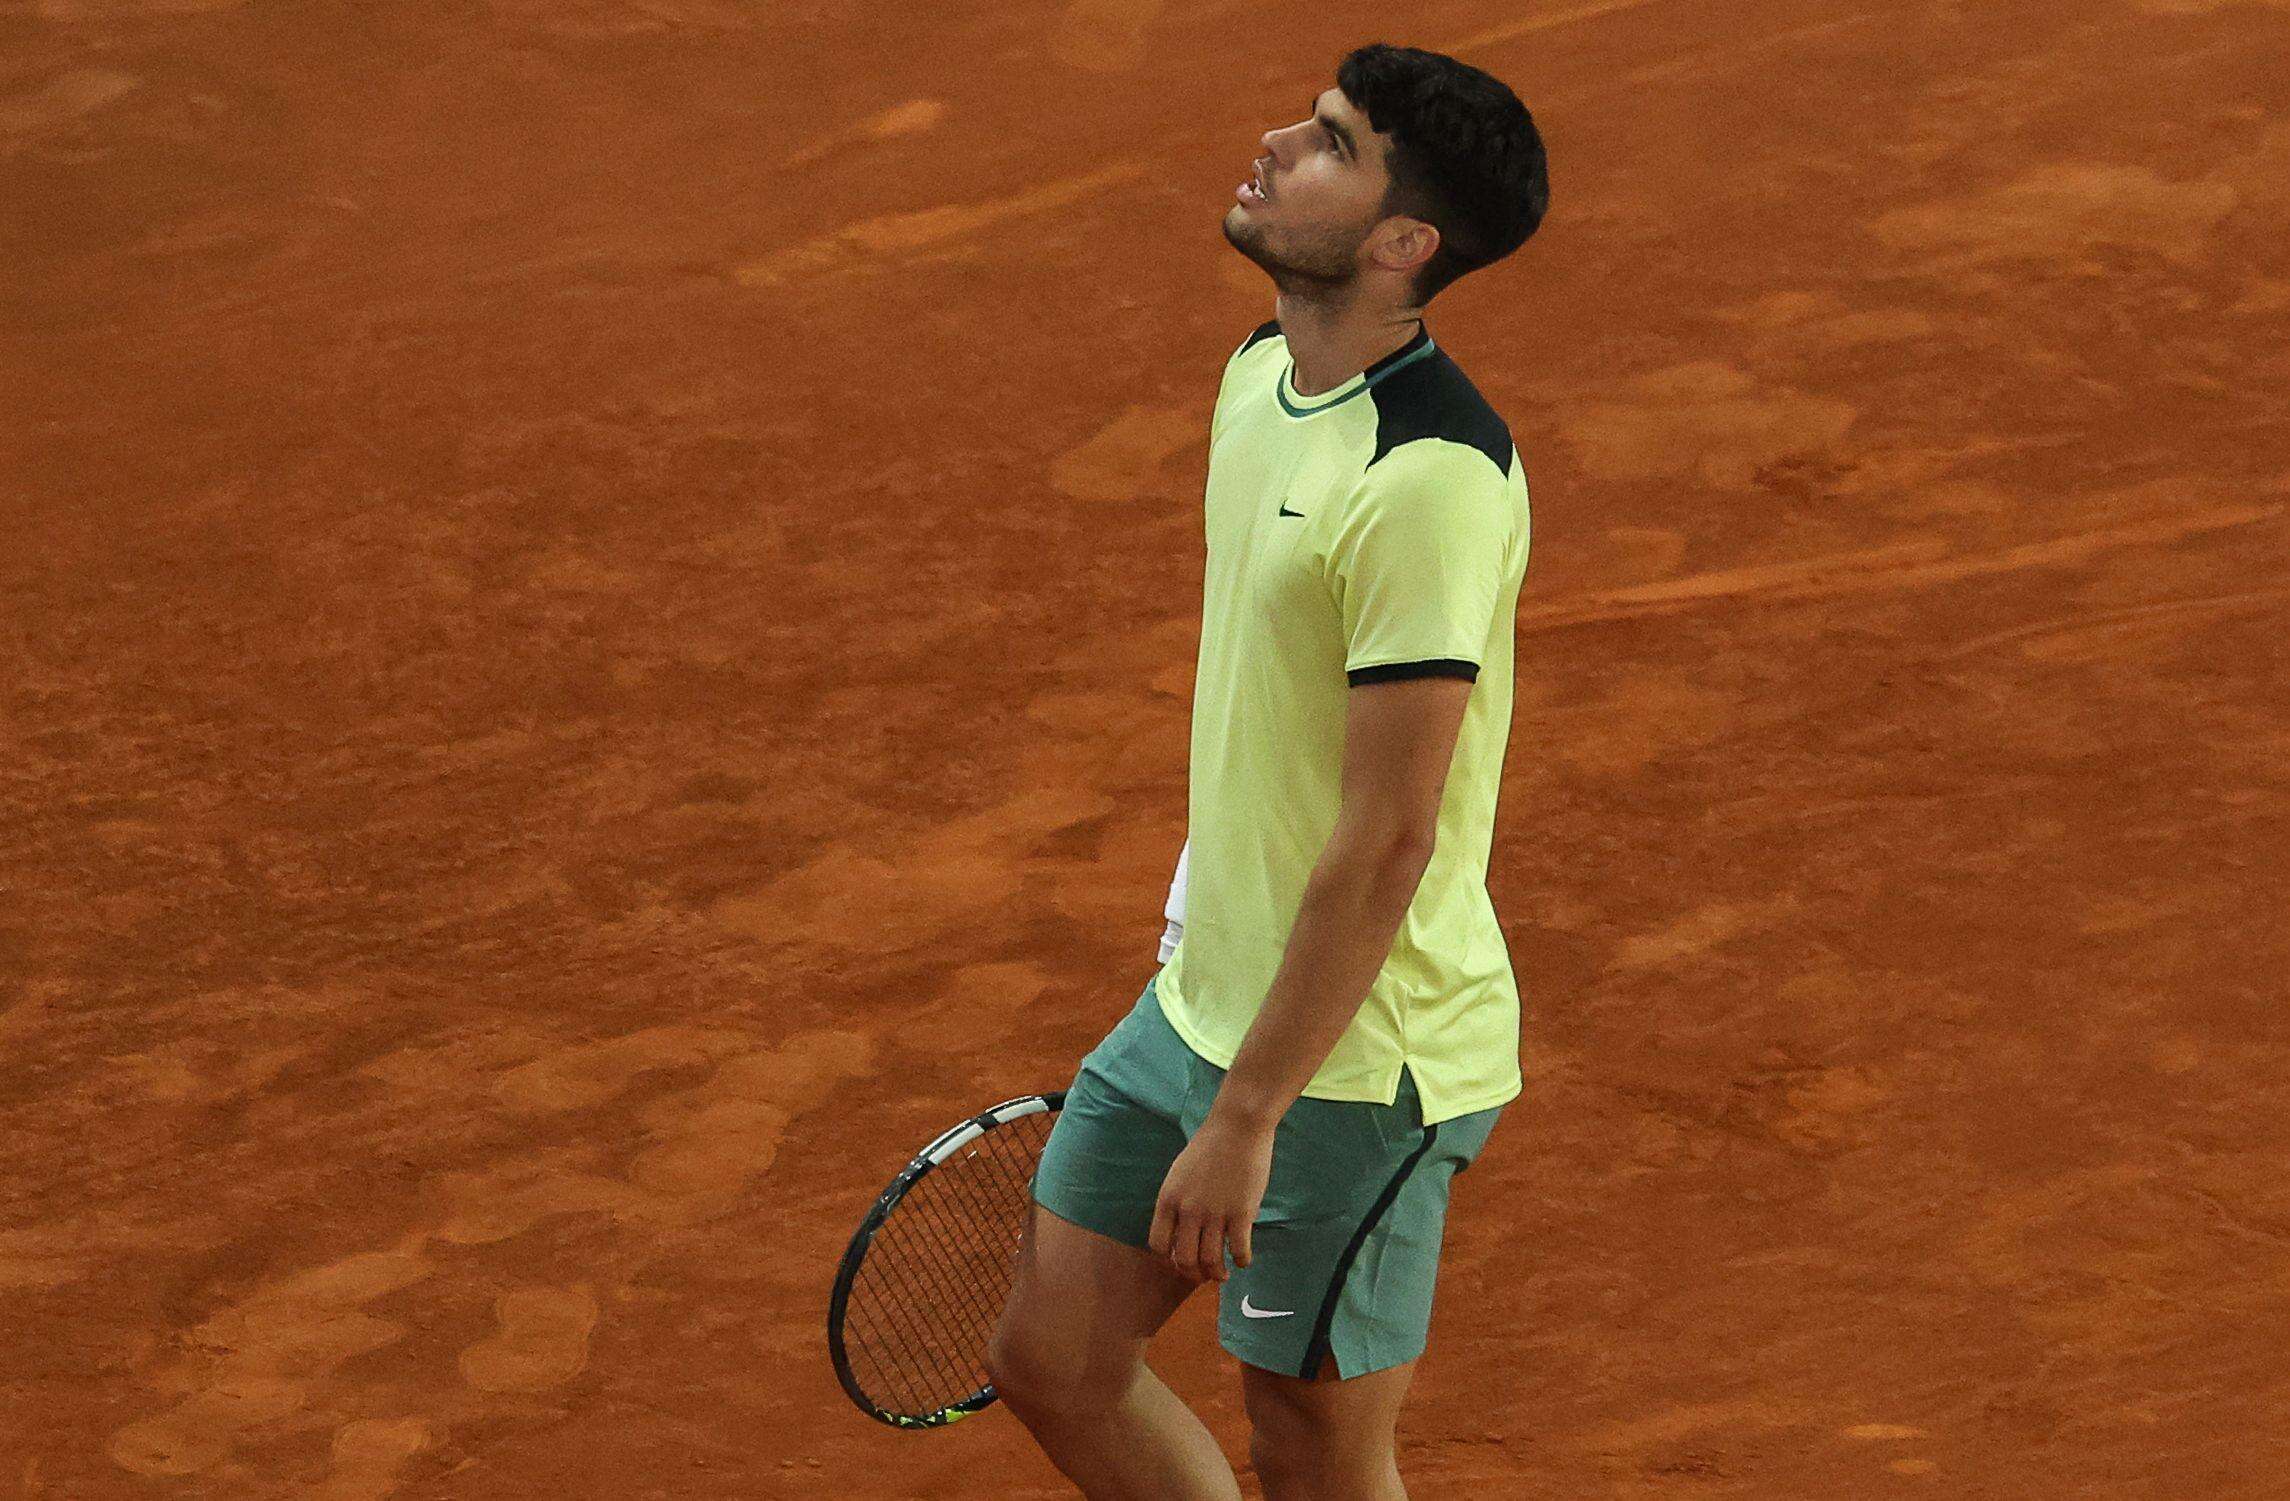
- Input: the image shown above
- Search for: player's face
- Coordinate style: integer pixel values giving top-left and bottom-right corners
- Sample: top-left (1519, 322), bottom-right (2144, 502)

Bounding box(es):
top-left (1222, 87), bottom-right (1393, 287)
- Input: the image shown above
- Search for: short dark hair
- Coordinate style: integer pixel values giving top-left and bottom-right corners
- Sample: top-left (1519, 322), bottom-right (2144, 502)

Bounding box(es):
top-left (1336, 43), bottom-right (1550, 303)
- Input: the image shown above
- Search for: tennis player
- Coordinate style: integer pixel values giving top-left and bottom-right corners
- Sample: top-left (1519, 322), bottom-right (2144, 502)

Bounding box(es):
top-left (989, 43), bottom-right (1548, 1500)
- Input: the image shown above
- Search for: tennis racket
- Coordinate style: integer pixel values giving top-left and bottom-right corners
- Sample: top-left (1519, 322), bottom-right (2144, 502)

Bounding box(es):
top-left (827, 1091), bottom-right (1064, 1429)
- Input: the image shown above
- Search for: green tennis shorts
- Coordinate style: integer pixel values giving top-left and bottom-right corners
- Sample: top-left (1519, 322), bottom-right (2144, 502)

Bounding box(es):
top-left (1030, 970), bottom-right (1504, 1381)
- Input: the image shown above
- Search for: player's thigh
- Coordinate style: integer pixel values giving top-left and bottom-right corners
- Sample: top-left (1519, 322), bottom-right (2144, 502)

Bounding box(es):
top-left (991, 973), bottom-right (1198, 1399)
top-left (990, 1199), bottom-right (1198, 1402)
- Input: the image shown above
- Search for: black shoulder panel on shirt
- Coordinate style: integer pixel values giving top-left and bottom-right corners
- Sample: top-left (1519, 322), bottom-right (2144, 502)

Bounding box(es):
top-left (1236, 319), bottom-right (1283, 356)
top-left (1365, 350), bottom-right (1514, 476)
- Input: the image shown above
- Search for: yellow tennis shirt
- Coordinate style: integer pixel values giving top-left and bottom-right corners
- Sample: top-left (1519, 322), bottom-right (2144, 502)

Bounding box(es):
top-left (1154, 319), bottom-right (1532, 1127)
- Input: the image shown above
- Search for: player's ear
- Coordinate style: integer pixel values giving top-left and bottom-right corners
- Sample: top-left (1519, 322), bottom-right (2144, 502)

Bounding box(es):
top-left (1375, 217), bottom-right (1439, 277)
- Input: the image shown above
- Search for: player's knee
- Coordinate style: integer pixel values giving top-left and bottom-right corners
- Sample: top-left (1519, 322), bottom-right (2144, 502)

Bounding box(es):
top-left (985, 1317), bottom-right (1126, 1419)
top-left (1248, 1425), bottom-right (1393, 1500)
top-left (1247, 1424), bottom-right (1316, 1494)
top-left (1245, 1383), bottom-right (1396, 1495)
top-left (983, 1319), bottom-right (1046, 1409)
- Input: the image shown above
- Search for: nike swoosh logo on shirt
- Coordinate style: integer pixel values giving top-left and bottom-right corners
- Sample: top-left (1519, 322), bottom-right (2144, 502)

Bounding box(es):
top-left (1277, 504), bottom-right (1304, 517)
top-left (1240, 1296), bottom-right (1295, 1319)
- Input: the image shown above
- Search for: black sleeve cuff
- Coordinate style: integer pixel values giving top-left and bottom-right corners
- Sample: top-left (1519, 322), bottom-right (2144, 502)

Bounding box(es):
top-left (1347, 658), bottom-right (1480, 686)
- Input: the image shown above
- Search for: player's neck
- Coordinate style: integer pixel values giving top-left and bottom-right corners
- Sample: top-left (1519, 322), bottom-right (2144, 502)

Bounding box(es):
top-left (1273, 292), bottom-right (1425, 398)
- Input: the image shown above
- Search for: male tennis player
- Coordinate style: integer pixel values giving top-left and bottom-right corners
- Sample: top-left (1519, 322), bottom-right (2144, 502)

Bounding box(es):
top-left (989, 42), bottom-right (1548, 1500)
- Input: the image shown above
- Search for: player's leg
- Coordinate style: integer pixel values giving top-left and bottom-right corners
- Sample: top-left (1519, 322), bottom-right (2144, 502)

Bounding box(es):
top-left (989, 1202), bottom-right (1240, 1500)
top-left (988, 974), bottom-right (1243, 1500)
top-left (1241, 1354), bottom-right (1415, 1501)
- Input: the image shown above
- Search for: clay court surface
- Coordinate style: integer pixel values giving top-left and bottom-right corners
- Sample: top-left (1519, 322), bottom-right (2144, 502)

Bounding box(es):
top-left (5, 0), bottom-right (2289, 1495)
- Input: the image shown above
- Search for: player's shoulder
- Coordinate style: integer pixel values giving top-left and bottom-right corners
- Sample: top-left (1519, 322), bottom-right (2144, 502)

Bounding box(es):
top-left (1215, 319), bottom-right (1287, 407)
top-left (1232, 318), bottom-right (1284, 360)
top-left (1363, 342), bottom-right (1514, 480)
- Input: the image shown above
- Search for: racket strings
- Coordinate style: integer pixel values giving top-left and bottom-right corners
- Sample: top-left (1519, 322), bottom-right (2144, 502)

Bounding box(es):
top-left (855, 1190), bottom-right (1001, 1411)
top-left (855, 1185), bottom-right (993, 1411)
top-left (849, 1132), bottom-right (1033, 1413)
top-left (842, 1112), bottom-right (1054, 1418)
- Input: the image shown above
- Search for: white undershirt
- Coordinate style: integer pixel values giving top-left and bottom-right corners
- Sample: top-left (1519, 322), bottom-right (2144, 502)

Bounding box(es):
top-left (1156, 836), bottom-right (1189, 963)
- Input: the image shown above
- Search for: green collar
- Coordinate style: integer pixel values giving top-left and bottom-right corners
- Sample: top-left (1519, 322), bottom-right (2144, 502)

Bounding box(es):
top-left (1277, 326), bottom-right (1437, 418)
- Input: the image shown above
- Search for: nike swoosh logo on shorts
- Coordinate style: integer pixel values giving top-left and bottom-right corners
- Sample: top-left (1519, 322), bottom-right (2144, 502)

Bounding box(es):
top-left (1277, 504), bottom-right (1304, 517)
top-left (1240, 1296), bottom-right (1294, 1319)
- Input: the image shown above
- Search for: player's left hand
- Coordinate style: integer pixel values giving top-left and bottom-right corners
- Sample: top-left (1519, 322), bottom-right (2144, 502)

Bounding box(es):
top-left (1149, 1114), bottom-right (1276, 1284)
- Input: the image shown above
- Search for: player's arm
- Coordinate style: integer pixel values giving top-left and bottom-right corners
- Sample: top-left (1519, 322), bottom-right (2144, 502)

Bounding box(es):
top-left (1149, 673), bottom-right (1473, 1283)
top-left (1202, 674), bottom-right (1469, 1128)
